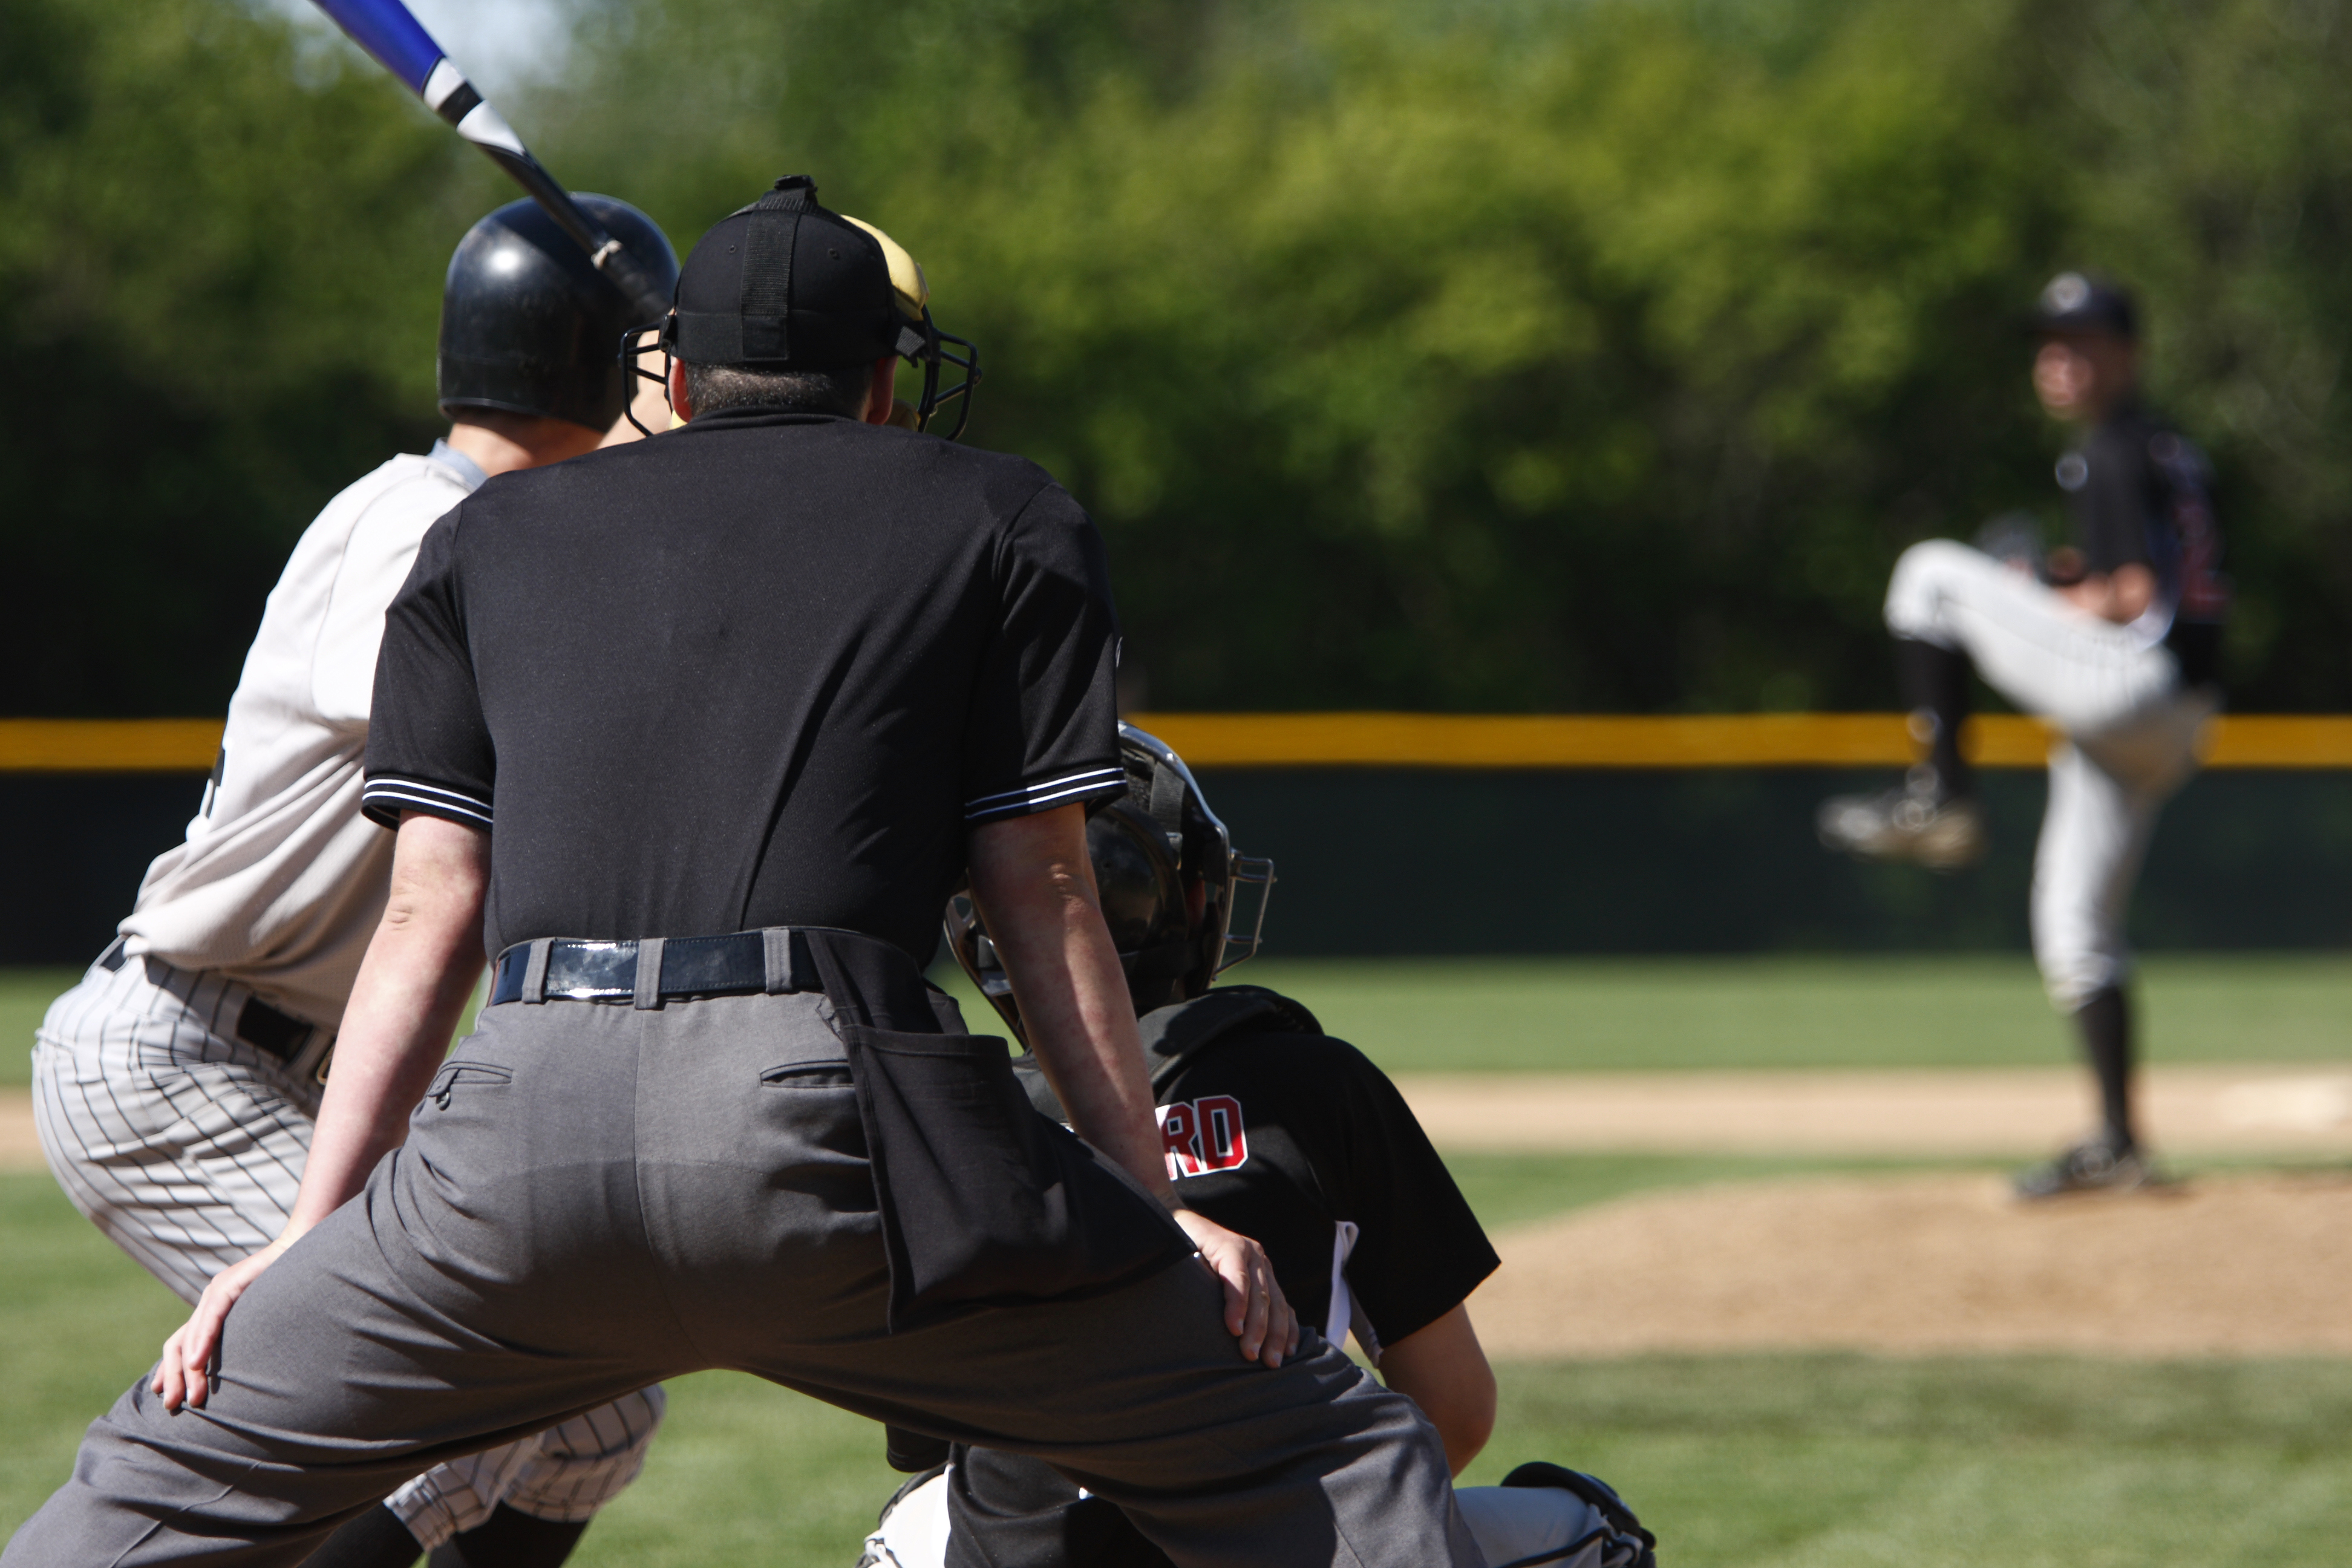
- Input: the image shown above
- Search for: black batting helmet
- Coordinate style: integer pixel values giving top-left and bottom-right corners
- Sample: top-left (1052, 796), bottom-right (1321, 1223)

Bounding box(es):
top-left (439, 195), bottom-right (679, 433)
top-left (947, 724), bottom-right (1276, 1042)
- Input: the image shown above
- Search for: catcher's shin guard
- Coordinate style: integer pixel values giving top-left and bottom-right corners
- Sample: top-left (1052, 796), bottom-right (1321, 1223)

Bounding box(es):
top-left (1477, 1462), bottom-right (1658, 1568)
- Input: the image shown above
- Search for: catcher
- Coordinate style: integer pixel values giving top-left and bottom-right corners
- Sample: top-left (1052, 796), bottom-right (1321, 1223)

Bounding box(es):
top-left (861, 724), bottom-right (1659, 1568)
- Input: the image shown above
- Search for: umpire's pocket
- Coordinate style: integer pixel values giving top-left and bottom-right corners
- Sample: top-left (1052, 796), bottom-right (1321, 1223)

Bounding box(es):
top-left (837, 1025), bottom-right (1192, 1331)
top-left (423, 1061), bottom-right (512, 1110)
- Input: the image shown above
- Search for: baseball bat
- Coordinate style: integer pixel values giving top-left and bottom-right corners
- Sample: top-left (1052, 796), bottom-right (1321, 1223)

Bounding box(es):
top-left (307, 0), bottom-right (671, 324)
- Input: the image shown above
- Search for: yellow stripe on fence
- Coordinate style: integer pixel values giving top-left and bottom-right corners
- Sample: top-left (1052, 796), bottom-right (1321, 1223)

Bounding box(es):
top-left (0, 719), bottom-right (224, 771)
top-left (1, 714), bottom-right (2349, 772)
top-left (1128, 713), bottom-right (2352, 769)
top-left (2201, 715), bottom-right (2352, 767)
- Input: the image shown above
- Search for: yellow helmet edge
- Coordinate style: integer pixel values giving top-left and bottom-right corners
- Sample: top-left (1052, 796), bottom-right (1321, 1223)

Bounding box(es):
top-left (841, 215), bottom-right (929, 321)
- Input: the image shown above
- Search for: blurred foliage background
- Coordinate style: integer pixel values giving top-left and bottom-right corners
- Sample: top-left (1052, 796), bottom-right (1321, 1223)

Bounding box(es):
top-left (7, 0), bottom-right (2350, 716)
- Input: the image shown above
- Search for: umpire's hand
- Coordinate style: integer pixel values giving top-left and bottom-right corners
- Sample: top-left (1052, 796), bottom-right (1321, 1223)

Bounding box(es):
top-left (156, 815), bottom-right (494, 1411)
top-left (970, 804), bottom-right (1300, 1368)
top-left (1174, 1209), bottom-right (1300, 1368)
top-left (154, 1234), bottom-right (295, 1411)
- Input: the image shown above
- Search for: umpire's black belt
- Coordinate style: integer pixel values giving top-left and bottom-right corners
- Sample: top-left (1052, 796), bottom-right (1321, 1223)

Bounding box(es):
top-left (489, 928), bottom-right (821, 1008)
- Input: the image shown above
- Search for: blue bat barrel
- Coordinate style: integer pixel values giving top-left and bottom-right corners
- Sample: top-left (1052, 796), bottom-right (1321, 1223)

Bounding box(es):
top-left (310, 0), bottom-right (446, 95)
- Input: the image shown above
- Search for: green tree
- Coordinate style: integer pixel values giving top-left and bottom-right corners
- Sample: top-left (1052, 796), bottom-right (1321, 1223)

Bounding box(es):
top-left (10, 0), bottom-right (2352, 716)
top-left (541, 0), bottom-right (2352, 711)
top-left (0, 0), bottom-right (492, 713)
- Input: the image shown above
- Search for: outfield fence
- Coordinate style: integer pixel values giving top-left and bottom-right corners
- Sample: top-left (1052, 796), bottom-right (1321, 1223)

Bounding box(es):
top-left (1128, 713), bottom-right (2352, 769)
top-left (10, 713), bottom-right (2352, 772)
top-left (4, 716), bottom-right (2350, 962)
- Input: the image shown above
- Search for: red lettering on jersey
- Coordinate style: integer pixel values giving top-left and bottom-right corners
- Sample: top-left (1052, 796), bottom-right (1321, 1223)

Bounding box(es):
top-left (1194, 1095), bottom-right (1249, 1172)
top-left (1157, 1101), bottom-right (1201, 1178)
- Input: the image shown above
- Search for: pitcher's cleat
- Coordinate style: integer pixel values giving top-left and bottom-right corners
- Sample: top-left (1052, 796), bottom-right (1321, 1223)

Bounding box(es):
top-left (2012, 1138), bottom-right (2166, 1200)
top-left (1817, 773), bottom-right (1987, 871)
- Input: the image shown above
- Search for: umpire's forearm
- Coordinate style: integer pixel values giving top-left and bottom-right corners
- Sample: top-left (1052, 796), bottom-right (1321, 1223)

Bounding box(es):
top-left (283, 813), bottom-right (489, 1238)
top-left (968, 806), bottom-right (1175, 1203)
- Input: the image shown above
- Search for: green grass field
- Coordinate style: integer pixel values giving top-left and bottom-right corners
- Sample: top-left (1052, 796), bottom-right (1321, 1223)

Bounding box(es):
top-left (0, 970), bottom-right (76, 1088)
top-left (8, 955), bottom-right (2348, 1560)
top-left (935, 952), bottom-right (2352, 1074)
top-left (8, 1168), bottom-right (2349, 1565)
top-left (10, 953), bottom-right (2347, 1088)
top-left (560, 1351), bottom-right (2352, 1567)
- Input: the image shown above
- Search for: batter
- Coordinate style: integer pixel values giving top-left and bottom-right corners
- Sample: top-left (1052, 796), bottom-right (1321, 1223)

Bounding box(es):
top-left (31, 195), bottom-right (679, 1566)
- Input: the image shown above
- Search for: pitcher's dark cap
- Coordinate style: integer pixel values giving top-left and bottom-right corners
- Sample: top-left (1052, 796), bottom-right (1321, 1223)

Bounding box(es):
top-left (670, 175), bottom-right (907, 370)
top-left (2031, 272), bottom-right (2137, 340)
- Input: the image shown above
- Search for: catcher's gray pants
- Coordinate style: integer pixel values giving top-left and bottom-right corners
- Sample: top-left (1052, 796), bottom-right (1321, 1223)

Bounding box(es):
top-left (7, 979), bottom-right (1473, 1568)
top-left (1885, 540), bottom-right (2216, 1010)
top-left (865, 1468), bottom-right (1618, 1568)
top-left (28, 953), bottom-right (665, 1549)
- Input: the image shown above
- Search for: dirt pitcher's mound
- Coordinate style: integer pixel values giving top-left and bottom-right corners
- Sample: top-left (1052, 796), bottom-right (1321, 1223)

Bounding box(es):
top-left (1398, 1067), bottom-right (2352, 1157)
top-left (1471, 1171), bottom-right (2352, 1357)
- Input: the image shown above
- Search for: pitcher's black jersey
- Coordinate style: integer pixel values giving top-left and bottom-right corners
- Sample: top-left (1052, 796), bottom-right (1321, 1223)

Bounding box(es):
top-left (2058, 400), bottom-right (2227, 685)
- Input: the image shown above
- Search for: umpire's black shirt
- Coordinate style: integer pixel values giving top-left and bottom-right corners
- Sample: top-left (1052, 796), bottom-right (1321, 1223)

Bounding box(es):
top-left (360, 410), bottom-right (1126, 965)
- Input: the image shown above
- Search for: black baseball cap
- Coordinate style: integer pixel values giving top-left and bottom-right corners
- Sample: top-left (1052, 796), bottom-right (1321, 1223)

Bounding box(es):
top-left (669, 175), bottom-right (912, 370)
top-left (2031, 271), bottom-right (2137, 340)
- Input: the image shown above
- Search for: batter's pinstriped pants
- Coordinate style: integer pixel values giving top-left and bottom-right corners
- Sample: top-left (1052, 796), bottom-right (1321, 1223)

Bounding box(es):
top-left (30, 953), bottom-right (665, 1547)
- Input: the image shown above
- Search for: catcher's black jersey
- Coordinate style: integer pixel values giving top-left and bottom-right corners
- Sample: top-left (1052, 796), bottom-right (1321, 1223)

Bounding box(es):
top-left (1014, 985), bottom-right (1496, 1351)
top-left (948, 986), bottom-right (1499, 1568)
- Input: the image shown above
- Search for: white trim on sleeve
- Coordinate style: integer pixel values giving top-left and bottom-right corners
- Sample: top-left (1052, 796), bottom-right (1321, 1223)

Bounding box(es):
top-left (361, 776), bottom-right (494, 829)
top-left (963, 765), bottom-right (1127, 823)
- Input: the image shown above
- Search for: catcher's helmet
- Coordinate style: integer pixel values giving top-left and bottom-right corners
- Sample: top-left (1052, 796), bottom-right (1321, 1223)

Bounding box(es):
top-left (439, 194), bottom-right (679, 433)
top-left (947, 724), bottom-right (1276, 1042)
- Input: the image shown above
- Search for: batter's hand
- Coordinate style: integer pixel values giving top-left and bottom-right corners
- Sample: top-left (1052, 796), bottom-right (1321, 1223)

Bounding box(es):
top-left (1174, 1209), bottom-right (1298, 1368)
top-left (153, 1234), bottom-right (295, 1412)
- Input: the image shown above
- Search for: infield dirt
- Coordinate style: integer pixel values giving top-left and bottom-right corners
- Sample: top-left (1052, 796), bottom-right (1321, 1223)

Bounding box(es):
top-left (1471, 1170), bottom-right (2352, 1357)
top-left (1402, 1068), bottom-right (2352, 1356)
top-left (1394, 1065), bottom-right (2352, 1156)
top-left (8, 1079), bottom-right (2347, 1356)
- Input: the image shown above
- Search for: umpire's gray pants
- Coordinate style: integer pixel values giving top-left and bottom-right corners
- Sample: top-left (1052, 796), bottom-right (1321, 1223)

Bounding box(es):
top-left (1885, 540), bottom-right (2216, 1010)
top-left (4, 984), bottom-right (1475, 1568)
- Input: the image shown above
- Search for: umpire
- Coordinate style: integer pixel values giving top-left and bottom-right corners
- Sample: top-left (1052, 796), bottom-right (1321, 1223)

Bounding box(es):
top-left (5, 175), bottom-right (1476, 1567)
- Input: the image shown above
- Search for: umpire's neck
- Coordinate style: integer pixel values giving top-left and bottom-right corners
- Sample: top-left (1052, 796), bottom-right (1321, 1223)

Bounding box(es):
top-left (446, 410), bottom-right (604, 479)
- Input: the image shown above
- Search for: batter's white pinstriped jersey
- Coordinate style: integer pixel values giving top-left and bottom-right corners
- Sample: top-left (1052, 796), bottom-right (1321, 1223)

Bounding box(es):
top-left (118, 443), bottom-right (485, 1031)
top-left (33, 442), bottom-right (664, 1546)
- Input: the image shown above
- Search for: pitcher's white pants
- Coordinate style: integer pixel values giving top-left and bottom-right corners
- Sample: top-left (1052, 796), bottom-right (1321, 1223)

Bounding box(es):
top-left (1884, 540), bottom-right (2215, 1011)
top-left (30, 953), bottom-right (665, 1549)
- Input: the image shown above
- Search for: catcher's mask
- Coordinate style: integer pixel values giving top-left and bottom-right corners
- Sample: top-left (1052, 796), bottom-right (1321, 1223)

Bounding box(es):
top-left (946, 724), bottom-right (1276, 1044)
top-left (627, 174), bottom-right (979, 439)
